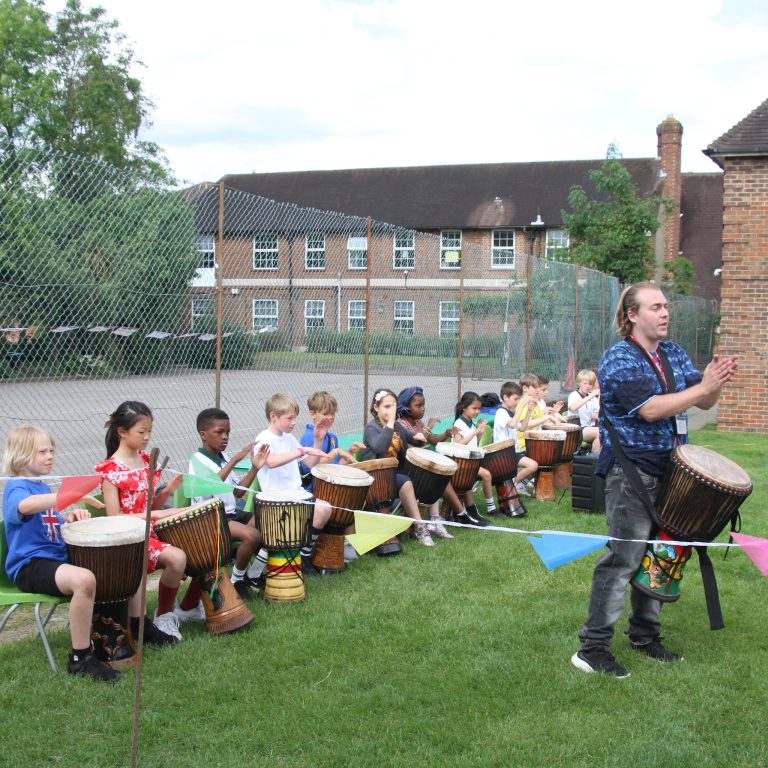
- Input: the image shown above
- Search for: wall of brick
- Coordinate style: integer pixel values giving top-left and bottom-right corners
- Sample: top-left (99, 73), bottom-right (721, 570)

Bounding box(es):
top-left (717, 156), bottom-right (768, 433)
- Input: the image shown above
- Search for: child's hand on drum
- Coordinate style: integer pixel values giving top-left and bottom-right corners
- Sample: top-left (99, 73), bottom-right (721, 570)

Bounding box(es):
top-left (251, 443), bottom-right (270, 469)
top-left (304, 446), bottom-right (329, 458)
top-left (349, 441), bottom-right (366, 453)
top-left (65, 508), bottom-right (92, 523)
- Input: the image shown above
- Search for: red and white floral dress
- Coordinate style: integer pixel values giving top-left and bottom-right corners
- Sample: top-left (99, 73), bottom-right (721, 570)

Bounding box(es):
top-left (94, 450), bottom-right (169, 572)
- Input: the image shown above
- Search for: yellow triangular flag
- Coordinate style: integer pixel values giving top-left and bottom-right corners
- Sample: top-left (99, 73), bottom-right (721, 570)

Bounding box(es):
top-left (347, 510), bottom-right (413, 555)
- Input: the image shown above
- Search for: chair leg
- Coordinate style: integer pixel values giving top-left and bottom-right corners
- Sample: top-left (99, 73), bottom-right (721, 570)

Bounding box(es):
top-left (34, 602), bottom-right (58, 672)
top-left (0, 604), bottom-right (20, 633)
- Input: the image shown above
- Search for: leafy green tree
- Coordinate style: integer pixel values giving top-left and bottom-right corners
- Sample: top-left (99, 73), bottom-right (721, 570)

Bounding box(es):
top-left (561, 145), bottom-right (672, 284)
top-left (0, 0), bottom-right (168, 186)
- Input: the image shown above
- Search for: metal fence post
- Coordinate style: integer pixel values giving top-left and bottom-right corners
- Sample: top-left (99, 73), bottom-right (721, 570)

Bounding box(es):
top-left (457, 275), bottom-right (464, 402)
top-left (363, 216), bottom-right (372, 428)
top-left (215, 182), bottom-right (225, 408)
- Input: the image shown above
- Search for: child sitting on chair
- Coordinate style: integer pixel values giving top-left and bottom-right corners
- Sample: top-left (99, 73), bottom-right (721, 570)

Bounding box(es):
top-left (3, 425), bottom-right (117, 682)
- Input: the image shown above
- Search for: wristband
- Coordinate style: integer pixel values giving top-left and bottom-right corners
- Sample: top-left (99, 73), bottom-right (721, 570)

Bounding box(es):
top-left (298, 446), bottom-right (306, 458)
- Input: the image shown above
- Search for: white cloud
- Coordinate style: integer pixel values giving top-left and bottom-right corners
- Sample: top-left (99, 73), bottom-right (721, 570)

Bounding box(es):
top-left (46, 0), bottom-right (768, 182)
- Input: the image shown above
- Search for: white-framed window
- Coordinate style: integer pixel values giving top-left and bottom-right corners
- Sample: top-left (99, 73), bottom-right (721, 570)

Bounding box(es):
top-left (393, 232), bottom-right (415, 270)
top-left (347, 236), bottom-right (367, 270)
top-left (546, 229), bottom-right (569, 260)
top-left (439, 301), bottom-right (460, 337)
top-left (304, 299), bottom-right (325, 333)
top-left (253, 234), bottom-right (278, 270)
top-left (305, 233), bottom-right (326, 270)
top-left (440, 230), bottom-right (462, 270)
top-left (492, 229), bottom-right (516, 268)
top-left (191, 298), bottom-right (214, 331)
top-left (197, 235), bottom-right (216, 269)
top-left (348, 300), bottom-right (366, 332)
top-left (252, 299), bottom-right (278, 331)
top-left (394, 300), bottom-right (414, 335)
top-left (191, 236), bottom-right (216, 287)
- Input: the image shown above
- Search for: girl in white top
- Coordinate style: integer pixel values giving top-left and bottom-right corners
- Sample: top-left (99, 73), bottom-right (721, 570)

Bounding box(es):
top-left (452, 391), bottom-right (496, 524)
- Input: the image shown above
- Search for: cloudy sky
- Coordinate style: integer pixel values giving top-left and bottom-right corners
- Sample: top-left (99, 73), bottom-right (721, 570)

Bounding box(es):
top-left (48, 0), bottom-right (768, 185)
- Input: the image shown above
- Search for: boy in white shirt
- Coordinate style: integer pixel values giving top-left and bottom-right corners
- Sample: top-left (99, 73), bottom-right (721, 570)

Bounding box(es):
top-left (493, 381), bottom-right (539, 496)
top-left (255, 393), bottom-right (331, 575)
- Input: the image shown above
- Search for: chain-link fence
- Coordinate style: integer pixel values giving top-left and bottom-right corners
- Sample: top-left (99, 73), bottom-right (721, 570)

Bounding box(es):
top-left (1, 148), bottom-right (717, 475)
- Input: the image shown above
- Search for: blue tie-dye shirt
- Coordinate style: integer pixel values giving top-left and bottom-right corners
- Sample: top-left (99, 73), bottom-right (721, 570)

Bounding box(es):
top-left (596, 339), bottom-right (702, 477)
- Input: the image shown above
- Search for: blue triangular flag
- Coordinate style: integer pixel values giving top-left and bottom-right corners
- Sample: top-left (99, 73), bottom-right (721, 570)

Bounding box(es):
top-left (528, 533), bottom-right (609, 571)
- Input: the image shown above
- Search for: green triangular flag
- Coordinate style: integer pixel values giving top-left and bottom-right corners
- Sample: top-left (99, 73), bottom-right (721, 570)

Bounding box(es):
top-left (347, 510), bottom-right (413, 555)
top-left (183, 454), bottom-right (233, 497)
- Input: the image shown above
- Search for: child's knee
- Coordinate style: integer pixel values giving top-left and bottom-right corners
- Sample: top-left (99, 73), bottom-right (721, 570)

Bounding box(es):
top-left (163, 546), bottom-right (187, 574)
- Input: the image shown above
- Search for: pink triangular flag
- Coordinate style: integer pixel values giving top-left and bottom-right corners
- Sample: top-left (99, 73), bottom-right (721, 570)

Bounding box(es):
top-left (730, 532), bottom-right (768, 578)
top-left (56, 475), bottom-right (101, 511)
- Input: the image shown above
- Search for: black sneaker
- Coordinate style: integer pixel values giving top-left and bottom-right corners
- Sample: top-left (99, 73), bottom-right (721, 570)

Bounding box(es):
top-left (465, 507), bottom-right (491, 527)
top-left (630, 639), bottom-right (683, 662)
top-left (244, 573), bottom-right (266, 594)
top-left (68, 651), bottom-right (120, 683)
top-left (570, 649), bottom-right (630, 678)
top-left (301, 555), bottom-right (322, 577)
top-left (138, 618), bottom-right (179, 647)
top-left (455, 511), bottom-right (478, 526)
top-left (232, 577), bottom-right (256, 602)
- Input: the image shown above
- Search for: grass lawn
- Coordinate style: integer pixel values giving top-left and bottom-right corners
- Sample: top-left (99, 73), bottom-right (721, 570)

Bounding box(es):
top-left (1, 426), bottom-right (766, 768)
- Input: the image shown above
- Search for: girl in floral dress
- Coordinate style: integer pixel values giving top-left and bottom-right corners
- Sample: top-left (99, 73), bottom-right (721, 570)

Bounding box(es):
top-left (95, 401), bottom-right (187, 644)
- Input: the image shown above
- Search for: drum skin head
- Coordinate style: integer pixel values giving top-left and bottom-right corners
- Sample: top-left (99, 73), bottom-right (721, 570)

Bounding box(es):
top-left (675, 445), bottom-right (752, 490)
top-left (544, 423), bottom-right (581, 433)
top-left (525, 430), bottom-right (566, 441)
top-left (61, 515), bottom-right (145, 546)
top-left (406, 447), bottom-right (457, 476)
top-left (156, 500), bottom-right (224, 527)
top-left (482, 439), bottom-right (517, 455)
top-left (436, 442), bottom-right (485, 460)
top-left (256, 490), bottom-right (314, 503)
top-left (353, 457), bottom-right (398, 472)
top-left (311, 464), bottom-right (373, 487)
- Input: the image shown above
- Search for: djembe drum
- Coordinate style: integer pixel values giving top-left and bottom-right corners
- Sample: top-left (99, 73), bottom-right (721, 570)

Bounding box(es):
top-left (435, 442), bottom-right (485, 495)
top-left (61, 516), bottom-right (146, 668)
top-left (154, 500), bottom-right (253, 635)
top-left (403, 447), bottom-right (457, 505)
top-left (524, 430), bottom-right (565, 502)
top-left (480, 438), bottom-right (526, 517)
top-left (311, 464), bottom-right (373, 573)
top-left (255, 490), bottom-right (313, 602)
top-left (544, 423), bottom-right (582, 489)
top-left (632, 444), bottom-right (752, 602)
top-left (353, 457), bottom-right (401, 556)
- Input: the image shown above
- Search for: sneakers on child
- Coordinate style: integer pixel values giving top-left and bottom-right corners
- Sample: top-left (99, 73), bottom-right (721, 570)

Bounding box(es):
top-left (570, 649), bottom-right (629, 678)
top-left (515, 482), bottom-right (532, 497)
top-left (232, 578), bottom-right (256, 602)
top-left (414, 524), bottom-right (435, 547)
top-left (465, 507), bottom-right (491, 527)
top-left (344, 539), bottom-right (360, 562)
top-left (301, 555), bottom-right (322, 577)
top-left (67, 651), bottom-right (120, 683)
top-left (173, 601), bottom-right (206, 623)
top-left (428, 518), bottom-right (454, 539)
top-left (153, 611), bottom-right (182, 641)
top-left (629, 639), bottom-right (683, 662)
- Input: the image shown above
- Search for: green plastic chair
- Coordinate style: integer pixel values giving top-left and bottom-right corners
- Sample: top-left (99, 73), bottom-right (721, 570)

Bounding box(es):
top-left (0, 524), bottom-right (68, 672)
top-left (243, 476), bottom-right (262, 515)
top-left (479, 424), bottom-right (495, 447)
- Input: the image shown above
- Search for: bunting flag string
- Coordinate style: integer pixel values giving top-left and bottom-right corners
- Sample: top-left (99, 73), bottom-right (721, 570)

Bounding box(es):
top-left (55, 474), bottom-right (102, 511)
top-left (4, 466), bottom-right (767, 579)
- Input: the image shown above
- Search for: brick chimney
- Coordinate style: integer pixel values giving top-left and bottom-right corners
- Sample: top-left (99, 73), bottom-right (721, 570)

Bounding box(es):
top-left (656, 115), bottom-right (683, 273)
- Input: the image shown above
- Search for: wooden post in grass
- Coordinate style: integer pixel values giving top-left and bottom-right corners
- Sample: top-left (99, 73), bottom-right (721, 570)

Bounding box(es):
top-left (130, 447), bottom-right (158, 768)
top-left (457, 275), bottom-right (464, 402)
top-left (363, 216), bottom-right (372, 427)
